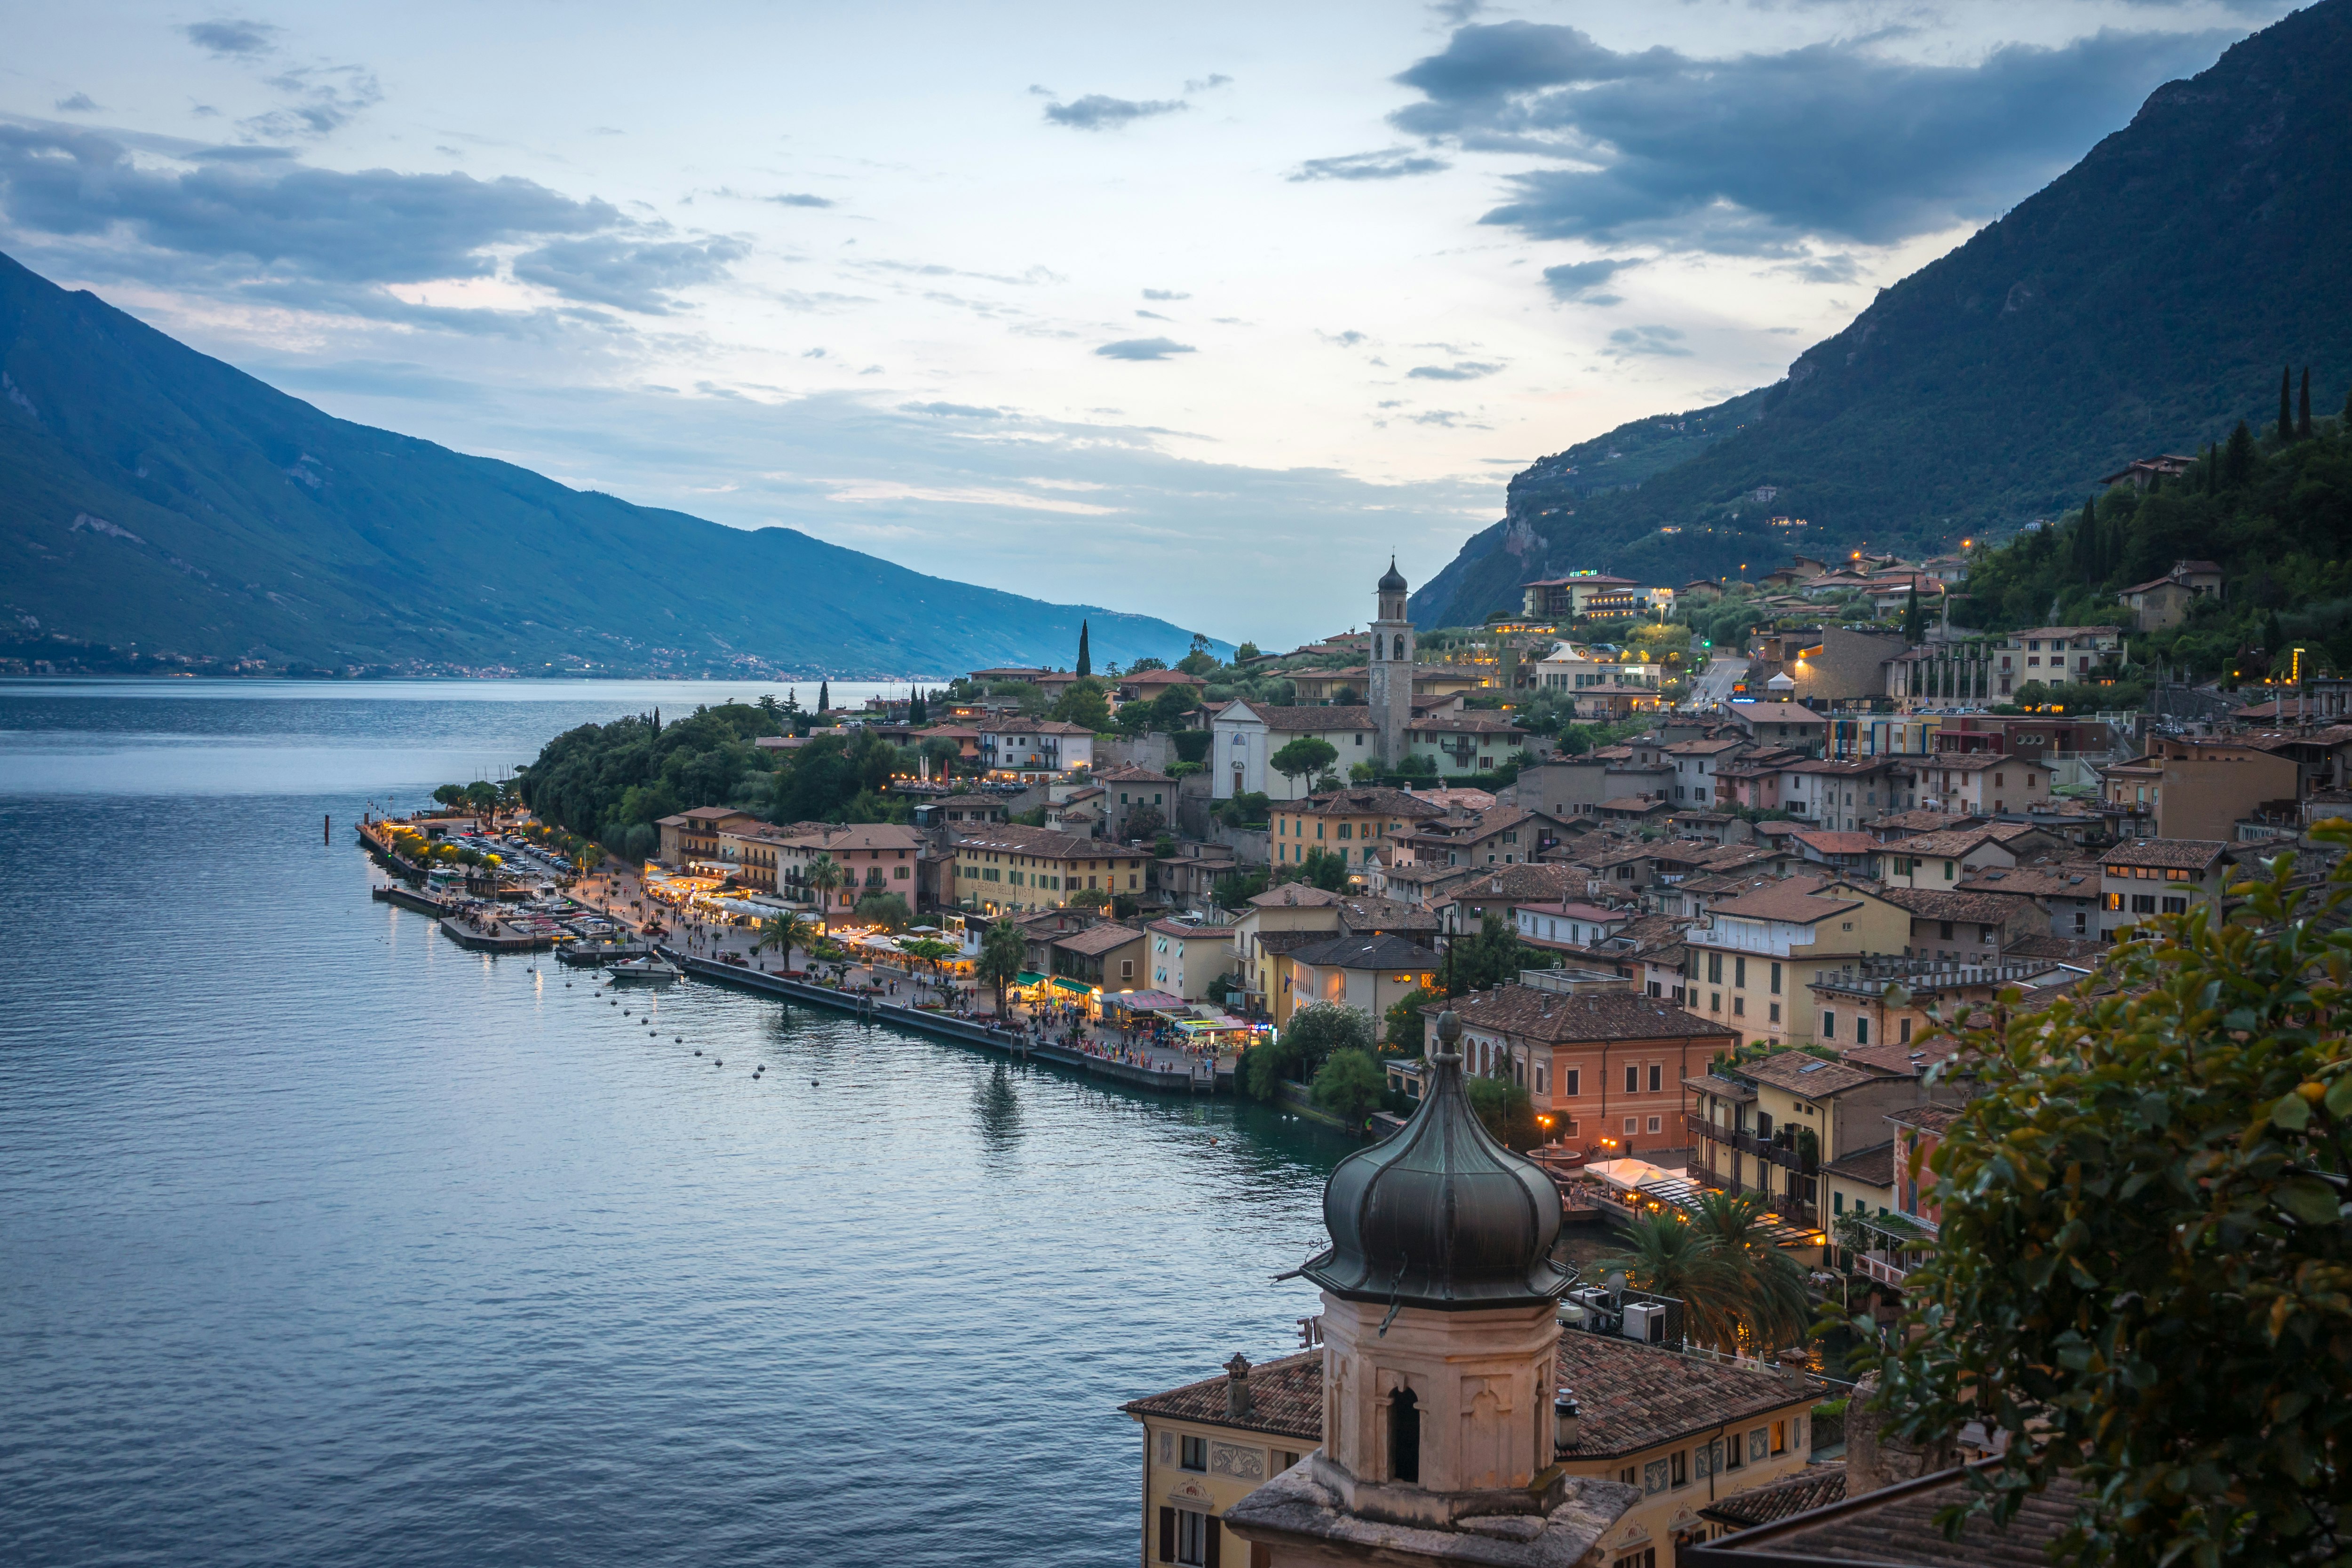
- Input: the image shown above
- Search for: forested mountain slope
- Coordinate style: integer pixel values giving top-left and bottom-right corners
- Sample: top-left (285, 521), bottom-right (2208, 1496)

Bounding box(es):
top-left (0, 252), bottom-right (1211, 676)
top-left (1412, 0), bottom-right (2352, 627)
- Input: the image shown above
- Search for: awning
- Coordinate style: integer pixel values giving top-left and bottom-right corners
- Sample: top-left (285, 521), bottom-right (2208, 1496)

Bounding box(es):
top-left (1013, 971), bottom-right (1047, 986)
top-left (1105, 990), bottom-right (1186, 1012)
top-left (1050, 977), bottom-right (1093, 995)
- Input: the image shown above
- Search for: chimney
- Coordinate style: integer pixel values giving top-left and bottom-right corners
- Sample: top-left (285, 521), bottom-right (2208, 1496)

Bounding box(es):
top-left (1224, 1352), bottom-right (1255, 1421)
top-left (1553, 1389), bottom-right (1581, 1457)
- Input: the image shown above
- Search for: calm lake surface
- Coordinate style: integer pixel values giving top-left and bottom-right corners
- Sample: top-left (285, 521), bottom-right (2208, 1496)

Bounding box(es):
top-left (0, 679), bottom-right (1351, 1568)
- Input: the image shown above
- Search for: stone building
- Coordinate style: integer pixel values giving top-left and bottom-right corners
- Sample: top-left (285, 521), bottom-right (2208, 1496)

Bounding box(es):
top-left (1367, 558), bottom-right (1416, 771)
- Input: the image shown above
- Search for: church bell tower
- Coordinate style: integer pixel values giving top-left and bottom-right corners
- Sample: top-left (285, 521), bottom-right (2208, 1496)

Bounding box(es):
top-left (1367, 558), bottom-right (1414, 769)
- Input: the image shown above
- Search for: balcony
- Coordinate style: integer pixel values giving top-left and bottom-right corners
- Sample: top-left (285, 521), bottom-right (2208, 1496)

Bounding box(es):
top-left (1860, 1253), bottom-right (1911, 1288)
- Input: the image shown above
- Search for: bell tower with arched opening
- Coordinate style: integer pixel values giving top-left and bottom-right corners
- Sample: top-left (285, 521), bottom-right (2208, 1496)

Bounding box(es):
top-left (1367, 558), bottom-right (1414, 769)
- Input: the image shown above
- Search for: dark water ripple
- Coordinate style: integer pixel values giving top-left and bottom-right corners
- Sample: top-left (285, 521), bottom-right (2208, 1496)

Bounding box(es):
top-left (0, 683), bottom-right (1348, 1568)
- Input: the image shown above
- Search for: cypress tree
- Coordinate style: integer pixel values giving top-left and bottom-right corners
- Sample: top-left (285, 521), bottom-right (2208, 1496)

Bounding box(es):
top-left (2298, 366), bottom-right (2313, 439)
top-left (2072, 497), bottom-right (2098, 577)
top-left (1902, 586), bottom-right (1923, 644)
top-left (818, 679), bottom-right (829, 715)
top-left (2204, 442), bottom-right (2217, 495)
top-left (1076, 620), bottom-right (1091, 677)
top-left (2280, 366), bottom-right (2294, 442)
top-left (2225, 420), bottom-right (2257, 486)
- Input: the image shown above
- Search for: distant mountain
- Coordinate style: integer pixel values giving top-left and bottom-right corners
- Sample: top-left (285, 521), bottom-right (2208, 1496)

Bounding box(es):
top-left (0, 252), bottom-right (1216, 677)
top-left (1412, 0), bottom-right (2352, 628)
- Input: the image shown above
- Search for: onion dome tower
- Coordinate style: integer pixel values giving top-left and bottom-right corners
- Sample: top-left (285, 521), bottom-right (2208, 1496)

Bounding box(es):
top-left (1301, 1026), bottom-right (1569, 1313)
top-left (1227, 1014), bottom-right (1636, 1562)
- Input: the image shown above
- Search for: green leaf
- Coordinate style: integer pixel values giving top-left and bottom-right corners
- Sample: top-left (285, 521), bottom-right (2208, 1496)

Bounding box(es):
top-left (2269, 1093), bottom-right (2311, 1131)
top-left (2272, 1178), bottom-right (2341, 1226)
top-left (2325, 1074), bottom-right (2352, 1118)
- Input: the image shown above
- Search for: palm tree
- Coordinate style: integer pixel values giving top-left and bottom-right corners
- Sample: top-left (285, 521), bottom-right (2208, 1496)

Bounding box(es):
top-left (805, 852), bottom-right (844, 929)
top-left (1599, 1212), bottom-right (1747, 1350)
top-left (753, 911), bottom-right (815, 968)
top-left (976, 917), bottom-right (1027, 1017)
top-left (1685, 1190), bottom-right (1813, 1351)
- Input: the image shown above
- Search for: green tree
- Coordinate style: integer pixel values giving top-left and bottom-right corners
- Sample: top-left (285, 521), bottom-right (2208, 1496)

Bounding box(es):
top-left (1270, 736), bottom-right (1338, 795)
top-left (1313, 1048), bottom-right (1389, 1128)
top-left (804, 852), bottom-right (844, 925)
top-left (432, 783), bottom-right (466, 807)
top-left (1124, 804), bottom-right (1165, 843)
top-left (1348, 760), bottom-right (1379, 784)
top-left (2278, 363), bottom-right (2293, 442)
top-left (2224, 418), bottom-right (2257, 485)
top-left (753, 911), bottom-right (816, 965)
top-left (1466, 1073), bottom-right (1541, 1150)
top-left (854, 891), bottom-right (912, 930)
top-left (1049, 677), bottom-right (1111, 730)
top-left (1448, 910), bottom-right (1550, 994)
top-left (817, 680), bottom-right (829, 714)
top-left (1068, 886), bottom-right (1111, 911)
top-left (1599, 1212), bottom-right (1750, 1350)
top-left (1235, 641), bottom-right (1260, 660)
top-left (1864, 828), bottom-right (2352, 1568)
top-left (1685, 1190), bottom-right (1812, 1349)
top-left (1076, 620), bottom-right (1091, 677)
top-left (1257, 1001), bottom-right (1378, 1095)
top-left (1282, 846), bottom-right (1352, 892)
top-left (465, 780), bottom-right (499, 812)
top-left (976, 917), bottom-right (1027, 1015)
top-left (2298, 365), bottom-right (2312, 440)
top-left (1384, 987), bottom-right (1438, 1054)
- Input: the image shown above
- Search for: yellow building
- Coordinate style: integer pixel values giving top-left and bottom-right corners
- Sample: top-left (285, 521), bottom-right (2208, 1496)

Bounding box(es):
top-left (1684, 1046), bottom-right (1939, 1231)
top-left (1679, 880), bottom-right (1912, 1047)
top-left (1269, 787), bottom-right (1445, 874)
top-left (949, 823), bottom-right (1153, 916)
top-left (1127, 1331), bottom-right (1822, 1568)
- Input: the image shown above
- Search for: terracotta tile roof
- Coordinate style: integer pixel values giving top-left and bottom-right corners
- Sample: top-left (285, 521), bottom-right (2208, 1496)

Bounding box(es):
top-left (1883, 826), bottom-right (2033, 857)
top-left (1248, 884), bottom-right (1345, 908)
top-left (1822, 1138), bottom-right (1899, 1186)
top-left (1666, 736), bottom-right (1749, 755)
top-left (1287, 788), bottom-right (1446, 819)
top-left (2101, 837), bottom-right (2233, 870)
top-left (1698, 1465), bottom-right (1849, 1528)
top-left (1959, 865), bottom-right (2099, 897)
top-left (1555, 1333), bottom-right (1820, 1459)
top-left (1880, 887), bottom-right (2037, 924)
top-left (1053, 923), bottom-right (1144, 956)
top-left (1337, 896), bottom-right (1440, 932)
top-left (1119, 1348), bottom-right (1322, 1442)
top-left (1868, 809), bottom-right (1984, 838)
top-left (1096, 764), bottom-right (1174, 783)
top-left (952, 823), bottom-right (1150, 861)
top-left (1439, 986), bottom-right (1735, 1046)
top-left (1725, 703), bottom-right (1825, 724)
top-left (1839, 1043), bottom-right (1957, 1076)
top-left (1288, 933), bottom-right (1441, 971)
top-left (1707, 885), bottom-right (1864, 923)
top-left (1597, 795), bottom-right (1673, 813)
top-left (1888, 1102), bottom-right (1963, 1134)
top-left (1684, 1073), bottom-right (1758, 1102)
top-left (1792, 830), bottom-right (1880, 855)
top-left (1255, 930), bottom-right (1335, 956)
top-left (1738, 1049), bottom-right (1886, 1097)
top-left (1237, 704), bottom-right (1376, 733)
top-left (1707, 1462), bottom-right (2082, 1565)
top-left (2002, 933), bottom-right (2106, 961)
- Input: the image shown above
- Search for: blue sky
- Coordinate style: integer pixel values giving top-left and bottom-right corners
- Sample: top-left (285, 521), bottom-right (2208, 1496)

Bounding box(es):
top-left (0, 0), bottom-right (2280, 645)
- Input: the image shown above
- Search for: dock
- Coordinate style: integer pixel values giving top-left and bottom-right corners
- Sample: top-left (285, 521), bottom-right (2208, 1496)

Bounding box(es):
top-left (438, 916), bottom-right (553, 953)
top-left (666, 949), bottom-right (1235, 1096)
top-left (372, 883), bottom-right (451, 918)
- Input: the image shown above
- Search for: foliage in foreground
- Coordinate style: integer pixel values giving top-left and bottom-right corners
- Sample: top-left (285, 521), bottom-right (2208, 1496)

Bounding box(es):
top-left (1600, 1192), bottom-right (1810, 1352)
top-left (1866, 824), bottom-right (2352, 1568)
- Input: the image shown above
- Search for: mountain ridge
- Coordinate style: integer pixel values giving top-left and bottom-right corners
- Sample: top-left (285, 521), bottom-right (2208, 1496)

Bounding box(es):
top-left (0, 251), bottom-right (1216, 677)
top-left (1412, 0), bottom-right (2352, 627)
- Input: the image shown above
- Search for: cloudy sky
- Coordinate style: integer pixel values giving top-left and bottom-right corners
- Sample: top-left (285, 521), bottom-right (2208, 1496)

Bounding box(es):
top-left (0, 0), bottom-right (2282, 645)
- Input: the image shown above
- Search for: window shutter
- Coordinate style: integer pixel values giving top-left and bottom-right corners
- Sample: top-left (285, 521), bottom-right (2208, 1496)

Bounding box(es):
top-left (1160, 1507), bottom-right (1176, 1562)
top-left (1206, 1516), bottom-right (1222, 1568)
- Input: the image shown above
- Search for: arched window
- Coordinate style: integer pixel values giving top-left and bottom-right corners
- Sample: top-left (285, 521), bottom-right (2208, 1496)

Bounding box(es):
top-left (1388, 1387), bottom-right (1421, 1483)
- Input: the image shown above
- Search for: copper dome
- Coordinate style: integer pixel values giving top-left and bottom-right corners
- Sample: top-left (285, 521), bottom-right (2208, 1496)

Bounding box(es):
top-left (1299, 1029), bottom-right (1568, 1313)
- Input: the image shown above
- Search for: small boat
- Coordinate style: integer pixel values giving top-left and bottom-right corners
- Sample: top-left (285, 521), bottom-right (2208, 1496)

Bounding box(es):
top-left (607, 956), bottom-right (683, 982)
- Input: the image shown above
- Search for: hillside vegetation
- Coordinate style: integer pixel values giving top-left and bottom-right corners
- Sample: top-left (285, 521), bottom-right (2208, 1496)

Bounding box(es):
top-left (0, 251), bottom-right (1211, 677)
top-left (1963, 385), bottom-right (2352, 678)
top-left (1411, 0), bottom-right (2352, 627)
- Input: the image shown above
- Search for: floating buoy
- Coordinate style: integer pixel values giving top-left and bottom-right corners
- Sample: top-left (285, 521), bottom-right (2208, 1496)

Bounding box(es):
top-left (694, 1050), bottom-right (702, 1056)
top-left (715, 1060), bottom-right (723, 1067)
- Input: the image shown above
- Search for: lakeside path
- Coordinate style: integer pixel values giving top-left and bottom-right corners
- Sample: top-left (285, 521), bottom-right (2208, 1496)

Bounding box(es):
top-left (564, 863), bottom-right (1229, 1084)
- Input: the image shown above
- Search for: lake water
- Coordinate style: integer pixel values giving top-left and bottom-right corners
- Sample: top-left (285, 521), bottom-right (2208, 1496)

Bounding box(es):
top-left (0, 679), bottom-right (1350, 1568)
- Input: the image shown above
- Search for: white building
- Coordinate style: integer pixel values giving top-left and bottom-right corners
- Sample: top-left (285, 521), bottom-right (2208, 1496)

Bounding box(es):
top-left (1211, 701), bottom-right (1377, 799)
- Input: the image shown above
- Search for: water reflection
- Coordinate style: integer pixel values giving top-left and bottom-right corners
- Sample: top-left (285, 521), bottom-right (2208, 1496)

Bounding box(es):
top-left (975, 1062), bottom-right (1025, 1163)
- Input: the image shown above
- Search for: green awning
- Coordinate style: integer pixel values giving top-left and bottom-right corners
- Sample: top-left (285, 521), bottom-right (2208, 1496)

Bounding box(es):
top-left (1014, 971), bottom-right (1047, 986)
top-left (1050, 977), bottom-right (1093, 994)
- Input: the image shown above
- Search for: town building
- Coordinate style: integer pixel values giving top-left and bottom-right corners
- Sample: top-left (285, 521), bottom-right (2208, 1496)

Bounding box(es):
top-left (2098, 838), bottom-right (2235, 941)
top-left (1719, 703), bottom-right (1827, 758)
top-left (948, 824), bottom-right (1154, 916)
top-left (1684, 1050), bottom-right (1935, 1229)
top-left (654, 805), bottom-right (764, 868)
top-left (1778, 758), bottom-right (1908, 829)
top-left (1211, 702), bottom-right (1377, 800)
top-left (1402, 710), bottom-right (1532, 775)
top-left (1911, 754), bottom-right (2053, 816)
top-left (1874, 823), bottom-right (2062, 888)
top-left (1664, 735), bottom-right (1749, 805)
top-left (2117, 559), bottom-right (2225, 630)
top-left (1268, 787), bottom-right (1446, 876)
top-left (1521, 571), bottom-right (1649, 620)
top-left (1989, 626), bottom-right (2124, 695)
top-left (1442, 981), bottom-right (1735, 1159)
top-left (1681, 881), bottom-right (1912, 1047)
top-left (1148, 919), bottom-right (1235, 1001)
top-left (1052, 921), bottom-right (1147, 993)
top-left (1095, 764), bottom-right (1176, 842)
top-left (977, 718), bottom-right (1098, 778)
top-left (1268, 932), bottom-right (1438, 1027)
top-left (2101, 736), bottom-right (2300, 839)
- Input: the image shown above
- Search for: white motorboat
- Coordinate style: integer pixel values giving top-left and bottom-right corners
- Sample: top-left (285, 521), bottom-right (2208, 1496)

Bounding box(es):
top-left (607, 955), bottom-right (683, 982)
